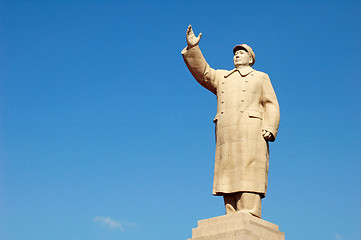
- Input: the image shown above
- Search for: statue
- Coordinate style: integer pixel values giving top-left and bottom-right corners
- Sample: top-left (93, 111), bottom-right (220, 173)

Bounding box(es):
top-left (182, 25), bottom-right (280, 218)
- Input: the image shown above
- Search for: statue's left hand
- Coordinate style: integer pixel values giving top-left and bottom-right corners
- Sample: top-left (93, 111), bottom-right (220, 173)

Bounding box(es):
top-left (262, 129), bottom-right (274, 141)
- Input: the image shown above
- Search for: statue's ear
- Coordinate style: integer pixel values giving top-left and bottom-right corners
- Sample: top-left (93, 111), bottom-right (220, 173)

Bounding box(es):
top-left (249, 57), bottom-right (253, 65)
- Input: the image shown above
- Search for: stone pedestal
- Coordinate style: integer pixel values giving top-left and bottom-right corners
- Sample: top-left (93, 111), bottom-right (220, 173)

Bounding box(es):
top-left (188, 212), bottom-right (285, 240)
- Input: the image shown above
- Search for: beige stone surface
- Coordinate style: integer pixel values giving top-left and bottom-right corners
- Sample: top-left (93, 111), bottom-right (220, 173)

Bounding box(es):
top-left (182, 25), bottom-right (280, 217)
top-left (188, 212), bottom-right (285, 240)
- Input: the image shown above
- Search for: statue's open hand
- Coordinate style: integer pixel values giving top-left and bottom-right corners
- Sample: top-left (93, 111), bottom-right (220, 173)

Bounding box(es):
top-left (186, 25), bottom-right (202, 49)
top-left (262, 129), bottom-right (274, 141)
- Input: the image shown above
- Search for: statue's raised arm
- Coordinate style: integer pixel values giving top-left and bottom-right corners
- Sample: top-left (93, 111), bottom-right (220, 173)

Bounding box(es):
top-left (181, 25), bottom-right (217, 94)
top-left (186, 25), bottom-right (202, 49)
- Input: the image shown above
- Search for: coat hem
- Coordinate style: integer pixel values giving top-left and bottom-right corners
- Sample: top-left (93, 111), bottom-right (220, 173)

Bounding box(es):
top-left (213, 191), bottom-right (266, 199)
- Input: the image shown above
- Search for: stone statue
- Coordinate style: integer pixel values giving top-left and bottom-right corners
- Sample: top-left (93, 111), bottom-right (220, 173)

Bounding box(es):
top-left (182, 25), bottom-right (280, 218)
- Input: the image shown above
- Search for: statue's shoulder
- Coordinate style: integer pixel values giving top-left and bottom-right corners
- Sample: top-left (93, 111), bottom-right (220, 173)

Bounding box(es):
top-left (251, 69), bottom-right (270, 79)
top-left (252, 69), bottom-right (266, 75)
top-left (212, 68), bottom-right (231, 77)
top-left (217, 69), bottom-right (230, 73)
top-left (217, 68), bottom-right (236, 77)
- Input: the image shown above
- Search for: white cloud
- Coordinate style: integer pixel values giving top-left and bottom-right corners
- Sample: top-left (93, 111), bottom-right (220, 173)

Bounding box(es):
top-left (93, 216), bottom-right (135, 231)
top-left (335, 233), bottom-right (343, 240)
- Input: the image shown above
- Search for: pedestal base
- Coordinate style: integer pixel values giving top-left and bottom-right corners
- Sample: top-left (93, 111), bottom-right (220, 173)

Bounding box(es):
top-left (188, 212), bottom-right (285, 240)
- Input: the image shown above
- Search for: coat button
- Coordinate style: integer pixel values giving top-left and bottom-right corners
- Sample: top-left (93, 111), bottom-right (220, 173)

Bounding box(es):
top-left (240, 110), bottom-right (244, 113)
top-left (242, 90), bottom-right (246, 92)
top-left (241, 100), bottom-right (244, 102)
top-left (221, 111), bottom-right (224, 114)
top-left (222, 82), bottom-right (225, 84)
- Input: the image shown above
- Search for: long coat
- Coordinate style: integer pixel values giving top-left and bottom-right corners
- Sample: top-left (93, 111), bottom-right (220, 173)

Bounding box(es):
top-left (182, 45), bottom-right (280, 198)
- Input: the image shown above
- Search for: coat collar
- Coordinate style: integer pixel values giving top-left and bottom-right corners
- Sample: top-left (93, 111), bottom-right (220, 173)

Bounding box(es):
top-left (224, 66), bottom-right (254, 78)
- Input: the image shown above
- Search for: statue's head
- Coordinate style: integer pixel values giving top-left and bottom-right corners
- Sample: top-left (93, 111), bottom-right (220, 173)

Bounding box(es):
top-left (233, 44), bottom-right (255, 68)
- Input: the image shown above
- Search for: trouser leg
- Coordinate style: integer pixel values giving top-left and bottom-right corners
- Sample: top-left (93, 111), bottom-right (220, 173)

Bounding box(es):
top-left (223, 193), bottom-right (237, 215)
top-left (236, 192), bottom-right (262, 218)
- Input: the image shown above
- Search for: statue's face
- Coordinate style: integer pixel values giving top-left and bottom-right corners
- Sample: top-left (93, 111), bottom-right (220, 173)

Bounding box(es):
top-left (233, 49), bottom-right (253, 68)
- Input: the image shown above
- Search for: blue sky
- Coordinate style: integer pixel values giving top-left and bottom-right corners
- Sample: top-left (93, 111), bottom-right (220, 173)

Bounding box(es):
top-left (1, 1), bottom-right (360, 240)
